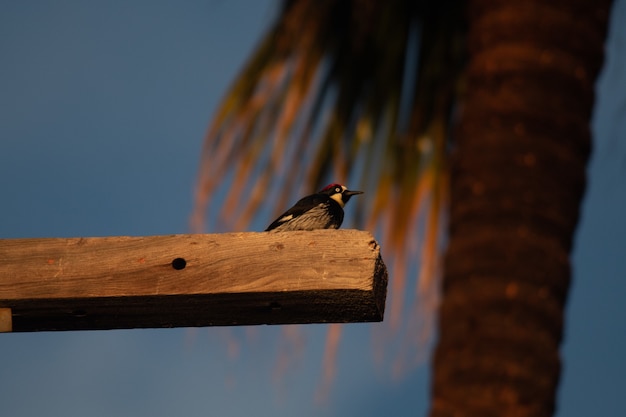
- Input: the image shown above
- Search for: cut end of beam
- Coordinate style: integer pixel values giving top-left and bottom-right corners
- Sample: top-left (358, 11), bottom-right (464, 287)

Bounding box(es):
top-left (0, 308), bottom-right (12, 332)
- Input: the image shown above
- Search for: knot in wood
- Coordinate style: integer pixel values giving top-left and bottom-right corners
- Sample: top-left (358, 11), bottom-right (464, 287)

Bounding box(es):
top-left (269, 242), bottom-right (285, 251)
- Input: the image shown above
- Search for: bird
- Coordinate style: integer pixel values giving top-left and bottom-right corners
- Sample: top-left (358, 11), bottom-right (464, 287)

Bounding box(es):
top-left (265, 183), bottom-right (363, 231)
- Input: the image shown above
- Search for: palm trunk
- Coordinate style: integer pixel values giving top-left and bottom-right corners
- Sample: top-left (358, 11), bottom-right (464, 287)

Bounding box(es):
top-left (429, 1), bottom-right (613, 416)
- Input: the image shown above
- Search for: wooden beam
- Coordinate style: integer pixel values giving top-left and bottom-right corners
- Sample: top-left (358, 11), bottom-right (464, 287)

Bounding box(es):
top-left (0, 230), bottom-right (387, 332)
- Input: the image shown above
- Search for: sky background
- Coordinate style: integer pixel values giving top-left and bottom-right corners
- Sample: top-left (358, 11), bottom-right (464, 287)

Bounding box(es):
top-left (1, 1), bottom-right (625, 416)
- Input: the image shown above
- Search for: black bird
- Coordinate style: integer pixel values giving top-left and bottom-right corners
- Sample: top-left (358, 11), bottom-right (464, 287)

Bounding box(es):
top-left (265, 183), bottom-right (363, 231)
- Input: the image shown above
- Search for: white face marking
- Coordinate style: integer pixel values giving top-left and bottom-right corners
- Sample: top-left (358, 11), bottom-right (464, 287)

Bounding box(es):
top-left (330, 185), bottom-right (347, 208)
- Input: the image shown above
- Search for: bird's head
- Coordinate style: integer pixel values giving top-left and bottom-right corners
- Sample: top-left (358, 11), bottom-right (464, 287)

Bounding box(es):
top-left (319, 183), bottom-right (363, 208)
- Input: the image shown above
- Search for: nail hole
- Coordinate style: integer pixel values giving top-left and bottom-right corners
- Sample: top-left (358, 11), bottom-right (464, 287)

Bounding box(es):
top-left (172, 258), bottom-right (187, 270)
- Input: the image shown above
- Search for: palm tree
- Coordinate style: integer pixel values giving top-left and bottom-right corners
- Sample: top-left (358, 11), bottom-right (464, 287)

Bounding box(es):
top-left (429, 1), bottom-right (613, 416)
top-left (191, 0), bottom-right (614, 415)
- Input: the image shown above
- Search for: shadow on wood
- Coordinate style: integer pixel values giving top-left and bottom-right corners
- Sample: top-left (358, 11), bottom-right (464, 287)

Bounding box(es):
top-left (0, 230), bottom-right (388, 332)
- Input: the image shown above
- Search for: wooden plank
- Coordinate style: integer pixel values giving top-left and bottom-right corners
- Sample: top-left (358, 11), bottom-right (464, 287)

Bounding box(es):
top-left (0, 230), bottom-right (387, 332)
top-left (0, 308), bottom-right (11, 332)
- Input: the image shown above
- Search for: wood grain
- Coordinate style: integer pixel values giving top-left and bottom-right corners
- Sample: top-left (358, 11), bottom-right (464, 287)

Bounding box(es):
top-left (0, 230), bottom-right (387, 332)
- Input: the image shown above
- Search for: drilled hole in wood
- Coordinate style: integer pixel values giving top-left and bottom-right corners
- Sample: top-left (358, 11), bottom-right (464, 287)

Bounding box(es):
top-left (269, 301), bottom-right (282, 311)
top-left (73, 310), bottom-right (87, 318)
top-left (172, 258), bottom-right (187, 270)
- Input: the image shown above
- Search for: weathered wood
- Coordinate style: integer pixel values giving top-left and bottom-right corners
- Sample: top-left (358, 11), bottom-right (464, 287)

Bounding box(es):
top-left (0, 230), bottom-right (387, 332)
top-left (0, 308), bottom-right (11, 332)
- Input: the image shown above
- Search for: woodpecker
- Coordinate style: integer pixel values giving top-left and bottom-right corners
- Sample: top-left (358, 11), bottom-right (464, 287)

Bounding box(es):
top-left (265, 183), bottom-right (363, 231)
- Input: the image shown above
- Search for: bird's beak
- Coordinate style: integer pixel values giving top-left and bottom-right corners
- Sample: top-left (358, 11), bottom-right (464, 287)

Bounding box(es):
top-left (344, 189), bottom-right (364, 196)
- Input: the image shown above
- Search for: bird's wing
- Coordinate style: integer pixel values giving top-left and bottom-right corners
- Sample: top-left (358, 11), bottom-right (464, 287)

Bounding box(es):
top-left (265, 194), bottom-right (330, 231)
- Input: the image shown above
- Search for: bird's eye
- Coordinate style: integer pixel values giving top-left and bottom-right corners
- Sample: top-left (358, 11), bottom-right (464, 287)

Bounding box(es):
top-left (335, 187), bottom-right (341, 193)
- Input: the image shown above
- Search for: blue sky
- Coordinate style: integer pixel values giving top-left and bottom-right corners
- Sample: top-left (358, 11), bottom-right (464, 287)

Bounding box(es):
top-left (1, 1), bottom-right (625, 416)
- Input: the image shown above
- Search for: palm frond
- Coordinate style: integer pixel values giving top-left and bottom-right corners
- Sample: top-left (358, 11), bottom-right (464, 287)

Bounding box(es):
top-left (192, 0), bottom-right (465, 379)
